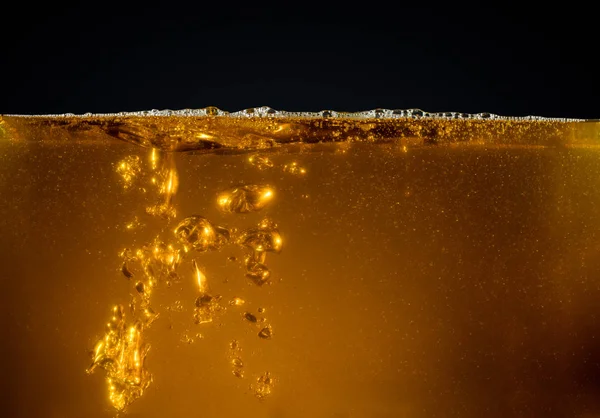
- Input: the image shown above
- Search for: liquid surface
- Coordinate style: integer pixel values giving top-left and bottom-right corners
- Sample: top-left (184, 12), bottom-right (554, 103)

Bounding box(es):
top-left (2, 111), bottom-right (600, 417)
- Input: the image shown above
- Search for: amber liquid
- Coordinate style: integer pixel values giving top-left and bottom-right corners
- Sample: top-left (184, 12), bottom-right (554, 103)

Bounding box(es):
top-left (2, 115), bottom-right (600, 417)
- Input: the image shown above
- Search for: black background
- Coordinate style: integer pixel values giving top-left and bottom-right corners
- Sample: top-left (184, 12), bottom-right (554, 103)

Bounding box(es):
top-left (0, 4), bottom-right (597, 118)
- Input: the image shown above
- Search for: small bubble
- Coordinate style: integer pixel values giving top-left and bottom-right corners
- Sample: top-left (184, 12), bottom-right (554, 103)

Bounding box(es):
top-left (115, 156), bottom-right (142, 189)
top-left (230, 340), bottom-right (240, 350)
top-left (125, 216), bottom-right (142, 231)
top-left (252, 372), bottom-right (274, 400)
top-left (244, 312), bottom-right (258, 323)
top-left (238, 219), bottom-right (282, 254)
top-left (135, 281), bottom-right (145, 294)
top-left (282, 161), bottom-right (307, 176)
top-left (246, 263), bottom-right (271, 286)
top-left (205, 106), bottom-right (219, 116)
top-left (194, 295), bottom-right (223, 324)
top-left (122, 262), bottom-right (134, 279)
top-left (230, 297), bottom-right (245, 306)
top-left (231, 357), bottom-right (244, 368)
top-left (217, 185), bottom-right (274, 214)
top-left (258, 326), bottom-right (272, 340)
top-left (248, 155), bottom-right (274, 170)
top-left (174, 216), bottom-right (229, 252)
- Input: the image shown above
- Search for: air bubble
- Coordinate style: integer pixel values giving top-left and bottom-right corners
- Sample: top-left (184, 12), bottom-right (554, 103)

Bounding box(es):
top-left (258, 326), bottom-right (272, 340)
top-left (238, 219), bottom-right (283, 253)
top-left (230, 297), bottom-right (245, 306)
top-left (244, 312), bottom-right (258, 323)
top-left (87, 306), bottom-right (152, 411)
top-left (174, 216), bottom-right (230, 252)
top-left (246, 263), bottom-right (271, 286)
top-left (217, 185), bottom-right (275, 214)
top-left (252, 372), bottom-right (273, 400)
top-left (282, 161), bottom-right (307, 176)
top-left (248, 155), bottom-right (274, 170)
top-left (115, 156), bottom-right (142, 189)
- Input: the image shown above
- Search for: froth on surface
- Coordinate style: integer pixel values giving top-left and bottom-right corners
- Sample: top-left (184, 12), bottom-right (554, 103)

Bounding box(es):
top-left (1, 107), bottom-right (598, 152)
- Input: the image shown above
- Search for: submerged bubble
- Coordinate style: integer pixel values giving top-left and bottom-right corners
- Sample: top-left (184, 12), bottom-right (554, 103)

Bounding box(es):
top-left (115, 156), bottom-right (142, 189)
top-left (258, 326), bottom-right (272, 340)
top-left (248, 155), bottom-right (274, 170)
top-left (252, 372), bottom-right (274, 400)
top-left (121, 262), bottom-right (134, 279)
top-left (194, 294), bottom-right (223, 325)
top-left (174, 216), bottom-right (229, 252)
top-left (282, 161), bottom-right (307, 176)
top-left (244, 312), bottom-right (258, 323)
top-left (238, 219), bottom-right (282, 253)
top-left (217, 185), bottom-right (274, 214)
top-left (87, 306), bottom-right (152, 411)
top-left (230, 297), bottom-right (245, 306)
top-left (228, 340), bottom-right (244, 378)
top-left (125, 216), bottom-right (142, 231)
top-left (245, 263), bottom-right (271, 286)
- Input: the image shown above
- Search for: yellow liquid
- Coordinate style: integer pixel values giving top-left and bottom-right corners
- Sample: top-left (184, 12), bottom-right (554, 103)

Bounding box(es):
top-left (2, 111), bottom-right (600, 417)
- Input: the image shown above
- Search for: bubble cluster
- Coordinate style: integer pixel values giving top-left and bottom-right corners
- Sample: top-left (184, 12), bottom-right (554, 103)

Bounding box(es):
top-left (192, 260), bottom-right (224, 325)
top-left (252, 372), bottom-right (274, 400)
top-left (145, 160), bottom-right (179, 219)
top-left (248, 155), bottom-right (274, 170)
top-left (91, 147), bottom-right (288, 410)
top-left (228, 340), bottom-right (244, 378)
top-left (115, 156), bottom-right (142, 189)
top-left (217, 184), bottom-right (275, 214)
top-left (282, 161), bottom-right (307, 176)
top-left (87, 305), bottom-right (152, 411)
top-left (237, 219), bottom-right (282, 286)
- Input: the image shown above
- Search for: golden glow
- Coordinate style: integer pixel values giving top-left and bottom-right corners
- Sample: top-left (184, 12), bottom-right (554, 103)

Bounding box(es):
top-left (149, 148), bottom-right (160, 170)
top-left (193, 260), bottom-right (209, 294)
top-left (230, 297), bottom-right (245, 306)
top-left (248, 154), bottom-right (274, 170)
top-left (87, 306), bottom-right (151, 411)
top-left (115, 155), bottom-right (142, 189)
top-left (282, 161), bottom-right (306, 176)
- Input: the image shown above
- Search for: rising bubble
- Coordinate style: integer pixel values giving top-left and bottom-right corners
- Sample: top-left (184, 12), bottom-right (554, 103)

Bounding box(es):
top-left (217, 185), bottom-right (274, 214)
top-left (174, 216), bottom-right (230, 252)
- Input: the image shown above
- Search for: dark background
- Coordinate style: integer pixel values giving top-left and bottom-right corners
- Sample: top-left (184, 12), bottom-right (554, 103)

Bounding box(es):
top-left (0, 4), bottom-right (597, 118)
